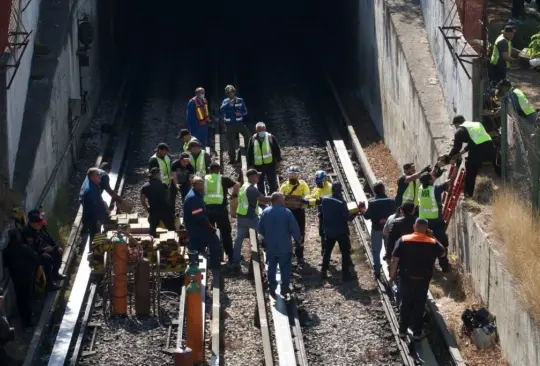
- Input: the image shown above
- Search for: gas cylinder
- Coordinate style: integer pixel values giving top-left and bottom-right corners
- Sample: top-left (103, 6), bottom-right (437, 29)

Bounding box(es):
top-left (112, 232), bottom-right (129, 315)
top-left (184, 250), bottom-right (201, 286)
top-left (185, 278), bottom-right (202, 363)
top-left (134, 258), bottom-right (151, 316)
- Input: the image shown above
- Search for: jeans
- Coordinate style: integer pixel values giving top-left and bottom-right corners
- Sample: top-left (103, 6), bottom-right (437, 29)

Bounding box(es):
top-left (233, 216), bottom-right (259, 265)
top-left (255, 165), bottom-right (278, 194)
top-left (399, 276), bottom-right (430, 336)
top-left (267, 252), bottom-right (293, 293)
top-left (371, 230), bottom-right (384, 272)
top-left (321, 235), bottom-right (352, 276)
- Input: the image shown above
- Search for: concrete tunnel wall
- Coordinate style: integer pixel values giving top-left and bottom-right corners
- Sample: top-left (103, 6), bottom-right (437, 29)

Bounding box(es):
top-left (344, 0), bottom-right (540, 364)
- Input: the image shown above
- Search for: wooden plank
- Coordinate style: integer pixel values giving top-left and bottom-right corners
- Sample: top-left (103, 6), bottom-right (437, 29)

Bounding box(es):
top-left (47, 96), bottom-right (132, 365)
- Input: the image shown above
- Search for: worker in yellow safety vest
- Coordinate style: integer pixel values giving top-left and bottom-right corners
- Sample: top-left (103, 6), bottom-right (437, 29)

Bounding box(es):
top-left (177, 129), bottom-right (192, 153)
top-left (149, 142), bottom-right (179, 213)
top-left (442, 115), bottom-right (498, 198)
top-left (203, 162), bottom-right (240, 263)
top-left (305, 170), bottom-right (332, 256)
top-left (231, 169), bottom-right (271, 271)
top-left (188, 139), bottom-right (211, 177)
top-left (496, 78), bottom-right (538, 125)
top-left (489, 24), bottom-right (517, 83)
top-left (395, 162), bottom-right (432, 208)
top-left (417, 168), bottom-right (457, 273)
top-left (247, 122), bottom-right (282, 194)
top-left (279, 166), bottom-right (311, 261)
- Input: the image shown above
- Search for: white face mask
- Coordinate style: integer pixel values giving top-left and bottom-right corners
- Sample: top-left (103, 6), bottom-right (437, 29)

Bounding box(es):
top-left (258, 131), bottom-right (266, 138)
top-left (199, 93), bottom-right (205, 99)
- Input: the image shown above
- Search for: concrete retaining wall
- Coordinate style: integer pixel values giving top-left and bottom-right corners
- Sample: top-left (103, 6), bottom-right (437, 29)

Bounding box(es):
top-left (448, 203), bottom-right (540, 366)
top-left (419, 0), bottom-right (478, 120)
top-left (354, 0), bottom-right (540, 364)
top-left (357, 0), bottom-right (454, 170)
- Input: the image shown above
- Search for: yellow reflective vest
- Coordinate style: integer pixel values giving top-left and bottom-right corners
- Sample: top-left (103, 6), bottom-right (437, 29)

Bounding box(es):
top-left (152, 154), bottom-right (171, 185)
top-left (190, 150), bottom-right (207, 176)
top-left (203, 174), bottom-right (224, 205)
top-left (253, 134), bottom-right (273, 166)
top-left (418, 185), bottom-right (439, 220)
top-left (490, 34), bottom-right (512, 68)
top-left (512, 88), bottom-right (536, 116)
top-left (237, 183), bottom-right (261, 216)
top-left (402, 180), bottom-right (419, 205)
top-left (460, 121), bottom-right (492, 145)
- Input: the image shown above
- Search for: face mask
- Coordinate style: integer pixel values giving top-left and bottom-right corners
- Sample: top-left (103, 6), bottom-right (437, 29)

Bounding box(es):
top-left (258, 131), bottom-right (266, 138)
top-left (199, 93), bottom-right (205, 99)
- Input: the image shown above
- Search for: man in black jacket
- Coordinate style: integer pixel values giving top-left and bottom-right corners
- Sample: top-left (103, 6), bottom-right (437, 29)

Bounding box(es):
top-left (171, 152), bottom-right (195, 204)
top-left (387, 200), bottom-right (417, 256)
top-left (247, 122), bottom-right (282, 194)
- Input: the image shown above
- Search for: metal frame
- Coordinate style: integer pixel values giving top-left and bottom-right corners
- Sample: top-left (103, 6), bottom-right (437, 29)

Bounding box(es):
top-left (4, 3), bottom-right (32, 90)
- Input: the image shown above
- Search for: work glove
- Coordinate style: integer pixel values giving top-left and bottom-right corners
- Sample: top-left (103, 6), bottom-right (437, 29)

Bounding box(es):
top-left (421, 165), bottom-right (432, 174)
top-left (434, 165), bottom-right (446, 178)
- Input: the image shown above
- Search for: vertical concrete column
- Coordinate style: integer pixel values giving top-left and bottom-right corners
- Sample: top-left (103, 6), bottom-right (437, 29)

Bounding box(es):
top-left (471, 57), bottom-right (484, 122)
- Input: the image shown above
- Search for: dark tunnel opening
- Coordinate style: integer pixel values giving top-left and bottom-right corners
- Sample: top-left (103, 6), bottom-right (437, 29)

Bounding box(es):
top-left (100, 0), bottom-right (364, 99)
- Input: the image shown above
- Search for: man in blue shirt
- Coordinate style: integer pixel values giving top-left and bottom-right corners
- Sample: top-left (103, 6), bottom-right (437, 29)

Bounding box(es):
top-left (81, 168), bottom-right (110, 241)
top-left (360, 181), bottom-right (397, 279)
top-left (320, 182), bottom-right (357, 282)
top-left (220, 85), bottom-right (250, 164)
top-left (257, 192), bottom-right (301, 299)
top-left (79, 162), bottom-right (120, 203)
top-left (183, 176), bottom-right (221, 269)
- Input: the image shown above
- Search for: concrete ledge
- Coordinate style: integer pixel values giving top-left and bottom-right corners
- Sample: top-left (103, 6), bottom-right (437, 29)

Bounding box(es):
top-left (358, 0), bottom-right (454, 171)
top-left (448, 202), bottom-right (540, 366)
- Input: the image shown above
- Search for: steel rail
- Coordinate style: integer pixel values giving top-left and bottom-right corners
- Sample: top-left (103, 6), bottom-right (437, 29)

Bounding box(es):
top-left (22, 68), bottom-right (134, 366)
top-left (324, 72), bottom-right (466, 366)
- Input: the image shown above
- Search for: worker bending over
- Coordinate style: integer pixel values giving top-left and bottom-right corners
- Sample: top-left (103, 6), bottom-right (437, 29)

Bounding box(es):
top-left (233, 169), bottom-right (271, 270)
top-left (203, 162), bottom-right (240, 264)
top-left (220, 85), bottom-right (249, 164)
top-left (178, 129), bottom-right (192, 153)
top-left (183, 177), bottom-right (221, 269)
top-left (359, 181), bottom-right (396, 279)
top-left (171, 152), bottom-right (194, 203)
top-left (444, 116), bottom-right (498, 198)
top-left (247, 122), bottom-right (282, 194)
top-left (320, 182), bottom-right (356, 282)
top-left (22, 210), bottom-right (66, 291)
top-left (258, 192), bottom-right (301, 300)
top-left (389, 218), bottom-right (446, 340)
top-left (149, 143), bottom-right (178, 213)
top-left (395, 163), bottom-right (430, 208)
top-left (279, 166), bottom-right (310, 261)
top-left (307, 170), bottom-right (332, 255)
top-left (141, 167), bottom-right (176, 236)
top-left (497, 79), bottom-right (538, 125)
top-left (79, 162), bottom-right (121, 203)
top-left (418, 168), bottom-right (456, 272)
top-left (186, 87), bottom-right (211, 147)
top-left (188, 140), bottom-right (211, 177)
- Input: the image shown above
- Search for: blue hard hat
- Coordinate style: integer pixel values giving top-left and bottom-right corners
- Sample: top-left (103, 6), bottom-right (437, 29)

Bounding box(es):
top-left (314, 170), bottom-right (327, 185)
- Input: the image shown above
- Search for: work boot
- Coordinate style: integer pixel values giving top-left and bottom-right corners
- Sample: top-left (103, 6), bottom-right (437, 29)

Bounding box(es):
top-left (342, 271), bottom-right (355, 282)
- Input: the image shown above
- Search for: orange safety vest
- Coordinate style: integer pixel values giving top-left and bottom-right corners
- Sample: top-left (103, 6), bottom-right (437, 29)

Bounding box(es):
top-left (193, 97), bottom-right (210, 125)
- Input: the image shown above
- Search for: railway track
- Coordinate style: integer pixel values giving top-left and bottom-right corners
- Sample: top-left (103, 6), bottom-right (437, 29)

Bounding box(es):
top-left (22, 26), bottom-right (469, 366)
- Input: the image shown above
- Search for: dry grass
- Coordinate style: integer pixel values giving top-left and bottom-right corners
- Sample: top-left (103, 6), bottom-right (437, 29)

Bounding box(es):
top-left (473, 176), bottom-right (495, 205)
top-left (431, 257), bottom-right (507, 365)
top-left (493, 187), bottom-right (540, 324)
